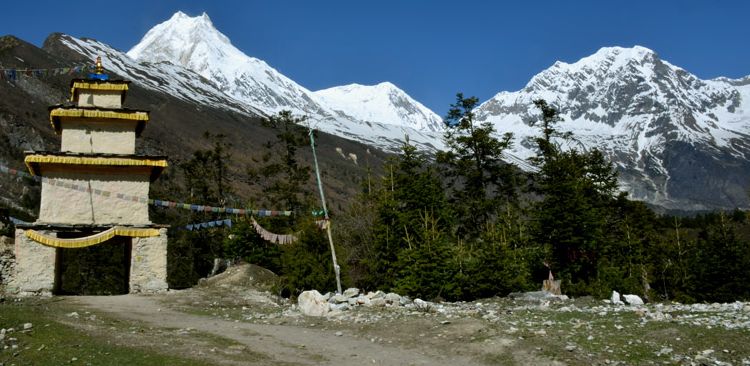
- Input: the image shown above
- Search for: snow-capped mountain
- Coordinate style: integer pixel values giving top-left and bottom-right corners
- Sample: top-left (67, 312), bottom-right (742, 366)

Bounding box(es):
top-left (127, 11), bottom-right (327, 117)
top-left (52, 11), bottom-right (750, 210)
top-left (476, 46), bottom-right (750, 210)
top-left (314, 82), bottom-right (443, 132)
top-left (125, 11), bottom-right (443, 138)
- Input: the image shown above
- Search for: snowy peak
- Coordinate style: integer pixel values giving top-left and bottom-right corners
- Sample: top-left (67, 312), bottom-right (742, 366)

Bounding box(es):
top-left (127, 11), bottom-right (329, 116)
top-left (476, 45), bottom-right (750, 210)
top-left (127, 11), bottom-right (237, 69)
top-left (314, 82), bottom-right (443, 132)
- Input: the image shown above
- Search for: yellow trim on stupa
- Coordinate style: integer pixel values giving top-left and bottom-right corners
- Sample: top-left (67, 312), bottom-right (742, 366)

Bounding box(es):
top-left (70, 81), bottom-right (129, 101)
top-left (24, 226), bottom-right (160, 248)
top-left (49, 108), bottom-right (148, 123)
top-left (24, 155), bottom-right (168, 176)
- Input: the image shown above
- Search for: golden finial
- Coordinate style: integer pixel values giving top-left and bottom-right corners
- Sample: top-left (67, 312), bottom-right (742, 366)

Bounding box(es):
top-left (95, 56), bottom-right (104, 74)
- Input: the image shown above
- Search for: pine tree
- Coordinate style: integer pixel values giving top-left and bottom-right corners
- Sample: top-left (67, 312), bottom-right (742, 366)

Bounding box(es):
top-left (437, 93), bottom-right (517, 238)
top-left (249, 110), bottom-right (313, 218)
top-left (530, 99), bottom-right (619, 293)
top-left (363, 138), bottom-right (452, 292)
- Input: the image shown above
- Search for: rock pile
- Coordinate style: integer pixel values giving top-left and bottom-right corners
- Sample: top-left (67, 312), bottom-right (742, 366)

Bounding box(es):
top-left (297, 288), bottom-right (412, 316)
top-left (0, 323), bottom-right (31, 352)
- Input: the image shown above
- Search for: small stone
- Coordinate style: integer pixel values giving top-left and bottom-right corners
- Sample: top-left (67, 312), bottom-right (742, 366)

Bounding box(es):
top-left (335, 331), bottom-right (343, 337)
top-left (656, 347), bottom-right (672, 356)
top-left (565, 345), bottom-right (577, 352)
top-left (67, 312), bottom-right (79, 318)
top-left (22, 323), bottom-right (32, 330)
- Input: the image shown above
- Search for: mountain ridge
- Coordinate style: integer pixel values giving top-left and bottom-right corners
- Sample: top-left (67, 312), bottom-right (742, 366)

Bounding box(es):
top-left (13, 10), bottom-right (750, 211)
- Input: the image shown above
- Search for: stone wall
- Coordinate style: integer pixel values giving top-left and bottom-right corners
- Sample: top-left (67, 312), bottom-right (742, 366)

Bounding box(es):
top-left (10, 229), bottom-right (56, 296)
top-left (37, 166), bottom-right (152, 225)
top-left (129, 228), bottom-right (168, 293)
top-left (0, 236), bottom-right (14, 292)
top-left (60, 119), bottom-right (136, 154)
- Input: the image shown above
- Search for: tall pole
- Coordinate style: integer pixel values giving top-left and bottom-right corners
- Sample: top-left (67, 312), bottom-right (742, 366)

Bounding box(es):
top-left (309, 128), bottom-right (343, 294)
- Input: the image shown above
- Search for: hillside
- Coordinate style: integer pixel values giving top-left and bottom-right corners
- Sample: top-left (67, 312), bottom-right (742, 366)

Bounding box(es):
top-left (0, 34), bottom-right (388, 218)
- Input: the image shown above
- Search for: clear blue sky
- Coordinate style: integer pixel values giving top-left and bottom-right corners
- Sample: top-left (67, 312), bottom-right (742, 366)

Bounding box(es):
top-left (3, 0), bottom-right (749, 115)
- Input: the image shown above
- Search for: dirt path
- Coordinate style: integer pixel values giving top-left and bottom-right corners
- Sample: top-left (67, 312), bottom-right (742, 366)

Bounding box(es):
top-left (68, 294), bottom-right (483, 366)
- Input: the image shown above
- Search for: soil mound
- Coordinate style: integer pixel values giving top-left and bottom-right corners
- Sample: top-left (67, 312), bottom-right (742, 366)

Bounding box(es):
top-left (199, 263), bottom-right (279, 292)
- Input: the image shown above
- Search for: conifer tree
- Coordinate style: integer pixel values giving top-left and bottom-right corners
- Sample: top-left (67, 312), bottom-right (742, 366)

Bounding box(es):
top-left (364, 138), bottom-right (452, 292)
top-left (251, 110), bottom-right (313, 217)
top-left (530, 99), bottom-right (619, 293)
top-left (437, 93), bottom-right (516, 238)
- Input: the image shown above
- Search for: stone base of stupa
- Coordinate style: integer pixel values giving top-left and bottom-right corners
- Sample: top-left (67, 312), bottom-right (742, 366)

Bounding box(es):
top-left (9, 225), bottom-right (168, 296)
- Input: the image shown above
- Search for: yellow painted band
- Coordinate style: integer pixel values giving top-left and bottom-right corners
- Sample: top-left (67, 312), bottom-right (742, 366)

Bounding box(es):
top-left (24, 155), bottom-right (167, 176)
top-left (49, 108), bottom-right (148, 123)
top-left (24, 226), bottom-right (160, 248)
top-left (70, 82), bottom-right (129, 101)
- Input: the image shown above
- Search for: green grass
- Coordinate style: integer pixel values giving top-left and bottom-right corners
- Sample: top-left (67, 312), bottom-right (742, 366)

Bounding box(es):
top-left (0, 300), bottom-right (211, 366)
top-left (509, 309), bottom-right (750, 365)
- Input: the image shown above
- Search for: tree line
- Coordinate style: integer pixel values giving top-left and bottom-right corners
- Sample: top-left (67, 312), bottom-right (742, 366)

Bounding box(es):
top-left (156, 96), bottom-right (750, 303)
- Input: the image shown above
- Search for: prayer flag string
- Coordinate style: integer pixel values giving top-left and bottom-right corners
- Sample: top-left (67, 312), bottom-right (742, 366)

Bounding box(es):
top-left (0, 65), bottom-right (96, 82)
top-left (179, 218), bottom-right (233, 231)
top-left (0, 163), bottom-right (291, 217)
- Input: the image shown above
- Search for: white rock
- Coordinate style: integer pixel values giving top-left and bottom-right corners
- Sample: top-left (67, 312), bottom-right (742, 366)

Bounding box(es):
top-left (23, 323), bottom-right (32, 330)
top-left (385, 292), bottom-right (401, 303)
top-left (297, 290), bottom-right (330, 317)
top-left (330, 302), bottom-right (350, 311)
top-left (610, 291), bottom-right (624, 305)
top-left (623, 294), bottom-right (644, 305)
top-left (342, 288), bottom-right (360, 298)
top-left (357, 296), bottom-right (372, 306)
top-left (330, 294), bottom-right (348, 303)
top-left (67, 312), bottom-right (80, 318)
top-left (370, 298), bottom-right (387, 307)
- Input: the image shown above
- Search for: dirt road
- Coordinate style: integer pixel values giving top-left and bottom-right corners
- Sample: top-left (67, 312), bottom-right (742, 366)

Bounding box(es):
top-left (70, 294), bottom-right (489, 365)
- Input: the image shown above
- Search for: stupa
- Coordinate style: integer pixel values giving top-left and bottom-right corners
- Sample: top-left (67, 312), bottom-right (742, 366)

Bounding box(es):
top-left (11, 57), bottom-right (169, 296)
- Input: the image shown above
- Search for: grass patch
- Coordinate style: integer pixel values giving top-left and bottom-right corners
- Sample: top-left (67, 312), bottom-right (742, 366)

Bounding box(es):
top-left (0, 300), bottom-right (210, 365)
top-left (510, 309), bottom-right (750, 365)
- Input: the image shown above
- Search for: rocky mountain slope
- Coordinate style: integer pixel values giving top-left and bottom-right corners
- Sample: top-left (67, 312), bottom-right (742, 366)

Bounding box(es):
top-left (0, 34), bottom-right (388, 217)
top-left (476, 46), bottom-right (750, 210)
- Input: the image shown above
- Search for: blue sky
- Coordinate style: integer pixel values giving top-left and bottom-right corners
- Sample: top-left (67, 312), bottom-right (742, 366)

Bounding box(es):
top-left (3, 0), bottom-right (749, 115)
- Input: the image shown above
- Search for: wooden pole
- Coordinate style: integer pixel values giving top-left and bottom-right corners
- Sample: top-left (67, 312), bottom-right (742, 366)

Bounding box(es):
top-left (309, 128), bottom-right (343, 294)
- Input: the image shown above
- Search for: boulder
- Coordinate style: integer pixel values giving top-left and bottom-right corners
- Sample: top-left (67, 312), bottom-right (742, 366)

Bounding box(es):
top-left (623, 294), bottom-right (644, 305)
top-left (356, 296), bottom-right (372, 306)
top-left (370, 298), bottom-right (387, 307)
top-left (298, 290), bottom-right (330, 316)
top-left (330, 294), bottom-right (348, 303)
top-left (343, 287), bottom-right (360, 298)
top-left (610, 291), bottom-right (624, 305)
top-left (385, 292), bottom-right (401, 304)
